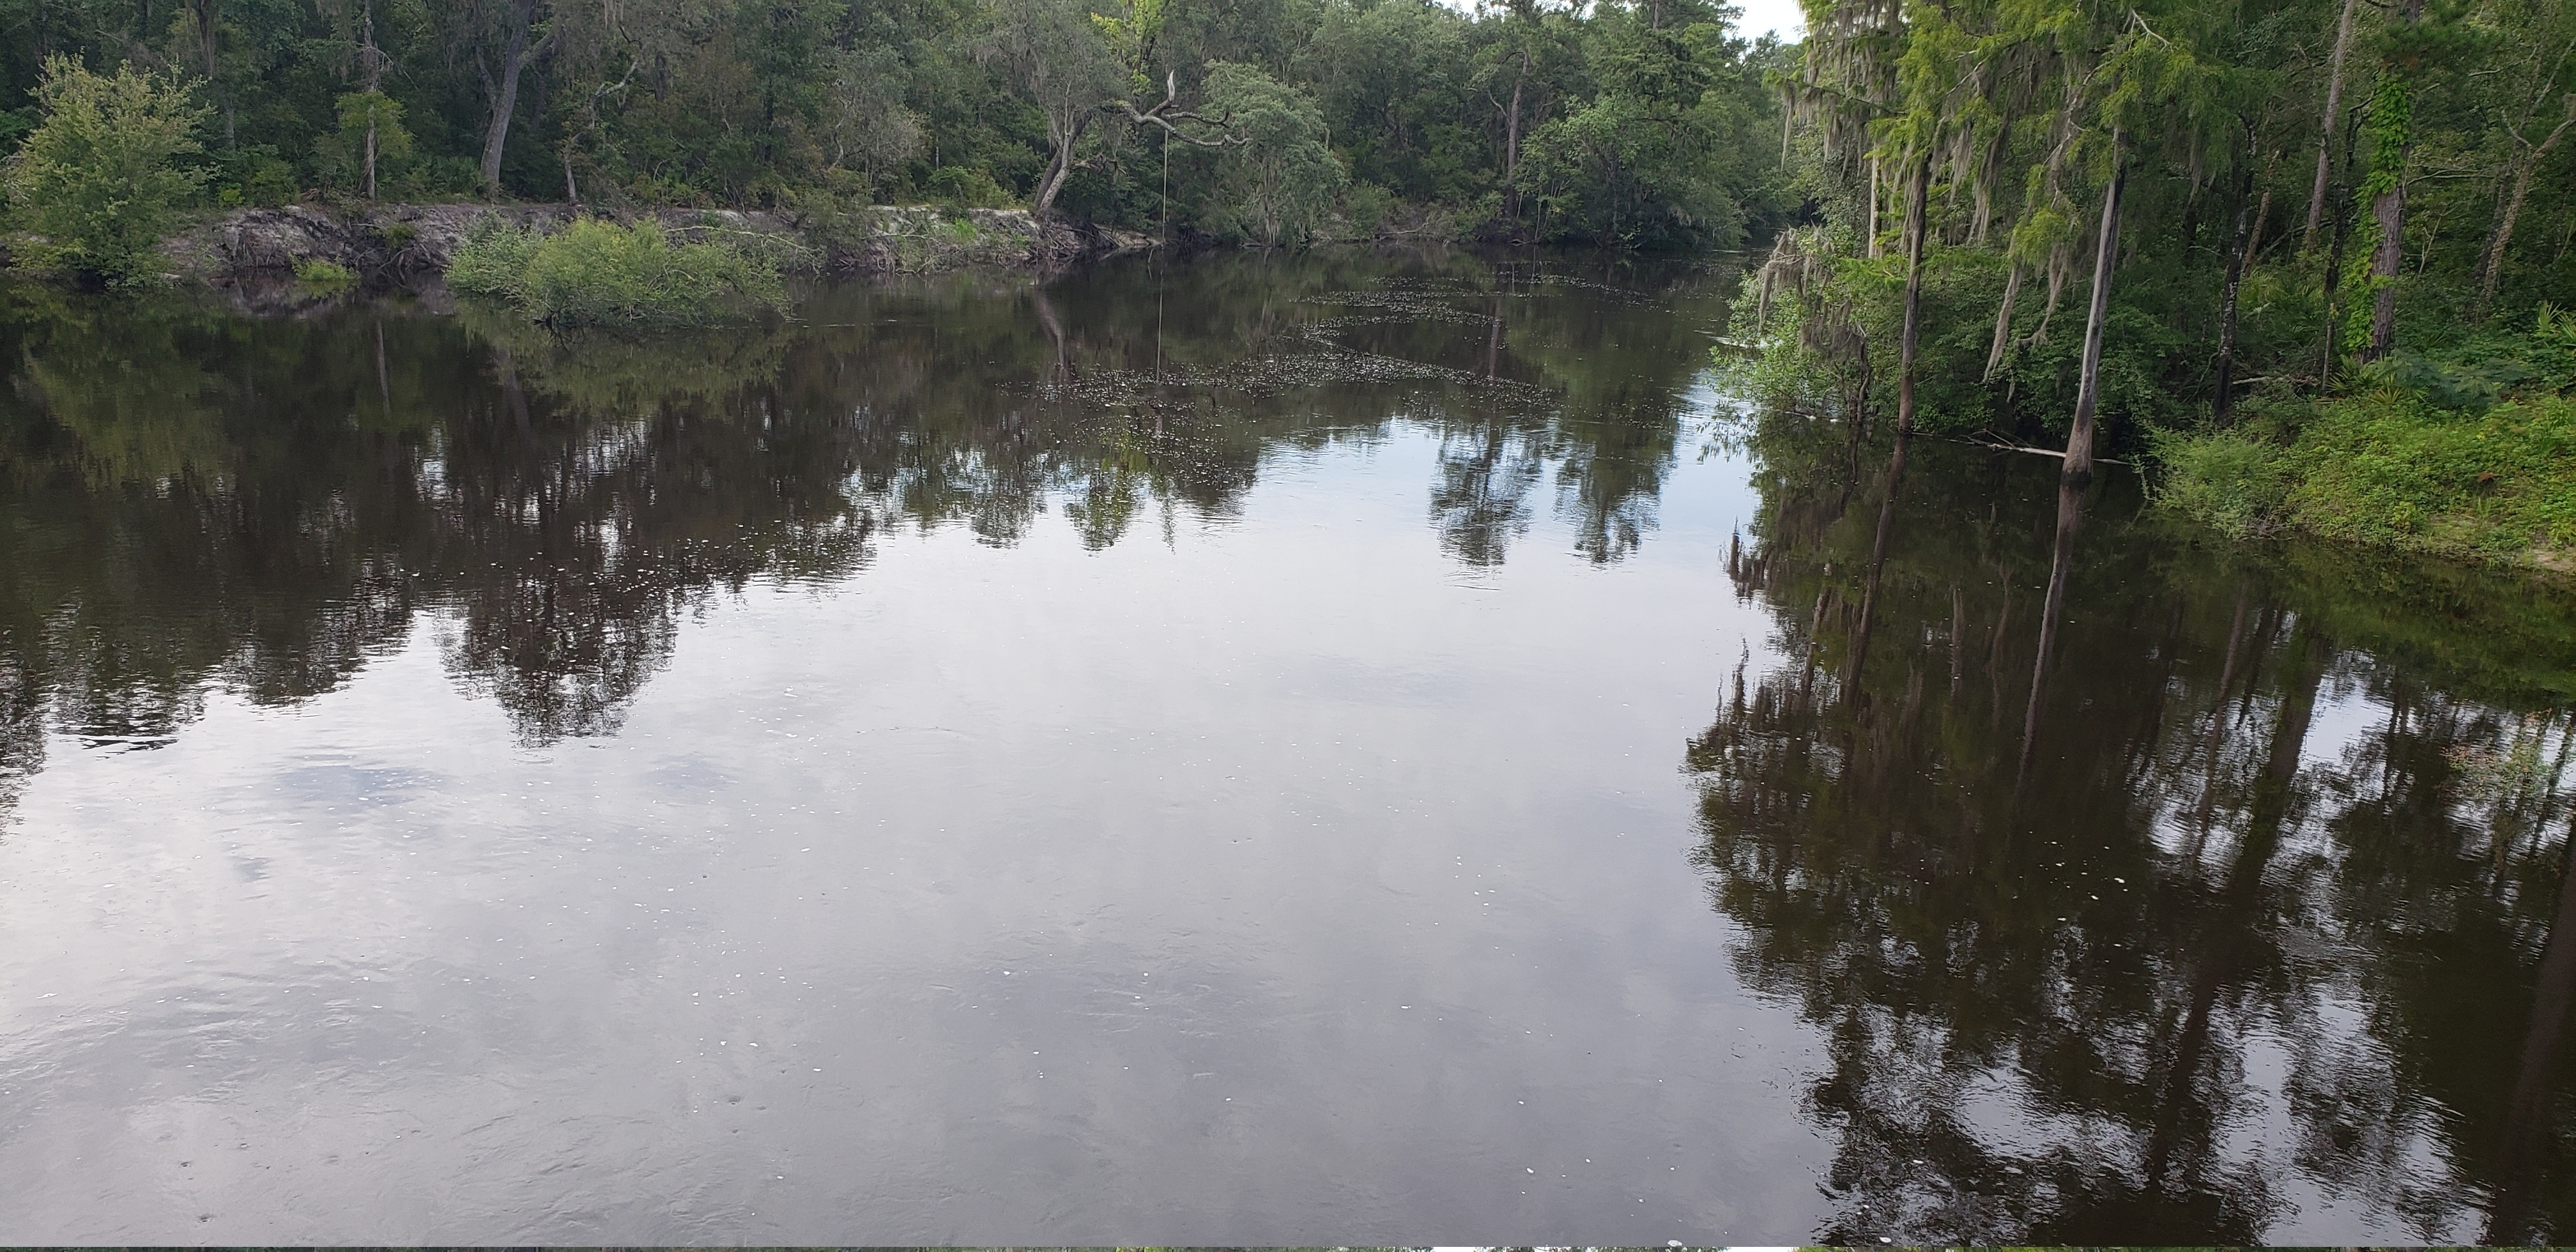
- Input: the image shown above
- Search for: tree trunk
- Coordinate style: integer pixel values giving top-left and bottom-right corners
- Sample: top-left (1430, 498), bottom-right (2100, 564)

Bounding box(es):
top-left (1983, 262), bottom-right (2022, 381)
top-left (2066, 130), bottom-right (2126, 487)
top-left (2245, 180), bottom-right (2273, 268)
top-left (2215, 148), bottom-right (2254, 425)
top-left (2366, 164), bottom-right (2407, 359)
top-left (1032, 112), bottom-right (1089, 217)
top-left (2478, 112), bottom-right (2575, 314)
top-left (1897, 153), bottom-right (1930, 435)
top-left (479, 1), bottom-right (537, 196)
top-left (190, 0), bottom-right (234, 146)
top-left (1503, 51), bottom-right (1528, 219)
top-left (360, 0), bottom-right (381, 200)
top-left (1866, 155), bottom-right (1882, 259)
top-left (2304, 0), bottom-right (2361, 249)
top-left (2365, 0), bottom-right (2426, 361)
top-left (2320, 140), bottom-right (2356, 385)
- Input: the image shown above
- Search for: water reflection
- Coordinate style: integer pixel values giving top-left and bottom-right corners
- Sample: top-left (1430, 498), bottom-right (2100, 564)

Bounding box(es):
top-left (8, 250), bottom-right (2576, 1242)
top-left (1694, 404), bottom-right (2576, 1242)
top-left (0, 252), bottom-right (1724, 772)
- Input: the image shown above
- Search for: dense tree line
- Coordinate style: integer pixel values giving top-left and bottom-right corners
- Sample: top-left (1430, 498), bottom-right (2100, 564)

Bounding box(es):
top-left (0, 0), bottom-right (1792, 247)
top-left (1745, 0), bottom-right (2576, 563)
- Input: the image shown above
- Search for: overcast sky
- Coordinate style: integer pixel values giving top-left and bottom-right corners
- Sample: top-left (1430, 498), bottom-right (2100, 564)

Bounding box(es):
top-left (1436, 0), bottom-right (1806, 44)
top-left (1733, 0), bottom-right (1804, 41)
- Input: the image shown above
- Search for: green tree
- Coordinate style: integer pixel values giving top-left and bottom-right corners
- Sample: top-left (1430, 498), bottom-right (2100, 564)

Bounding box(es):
top-left (1200, 59), bottom-right (1344, 245)
top-left (1518, 10), bottom-right (1750, 249)
top-left (976, 0), bottom-right (1123, 215)
top-left (328, 91), bottom-right (412, 198)
top-left (4, 56), bottom-right (211, 284)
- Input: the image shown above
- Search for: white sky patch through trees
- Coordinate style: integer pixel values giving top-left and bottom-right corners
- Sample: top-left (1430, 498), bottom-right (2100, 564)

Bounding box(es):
top-left (1437, 0), bottom-right (1805, 43)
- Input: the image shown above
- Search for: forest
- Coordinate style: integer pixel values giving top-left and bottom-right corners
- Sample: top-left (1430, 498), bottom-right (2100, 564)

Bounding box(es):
top-left (0, 0), bottom-right (1792, 248)
top-left (1749, 0), bottom-right (2576, 570)
top-left (3, 0), bottom-right (2572, 567)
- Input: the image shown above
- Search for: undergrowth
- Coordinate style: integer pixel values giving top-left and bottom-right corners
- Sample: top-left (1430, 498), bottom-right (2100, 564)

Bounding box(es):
top-left (2152, 305), bottom-right (2576, 572)
top-left (446, 216), bottom-right (786, 326)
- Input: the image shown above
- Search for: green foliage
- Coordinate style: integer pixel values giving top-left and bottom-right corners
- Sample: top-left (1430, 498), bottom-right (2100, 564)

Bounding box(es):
top-left (4, 56), bottom-right (210, 284)
top-left (293, 258), bottom-right (357, 289)
top-left (2150, 428), bottom-right (2296, 538)
top-left (319, 91), bottom-right (413, 193)
top-left (2156, 302), bottom-right (2576, 568)
top-left (926, 166), bottom-right (1014, 209)
top-left (0, 0), bottom-right (1790, 253)
top-left (447, 217), bottom-right (787, 326)
top-left (2358, 349), bottom-right (2534, 412)
top-left (1200, 61), bottom-right (1345, 246)
top-left (1518, 16), bottom-right (1753, 250)
top-left (1752, 0), bottom-right (2576, 573)
top-left (2281, 391), bottom-right (2576, 565)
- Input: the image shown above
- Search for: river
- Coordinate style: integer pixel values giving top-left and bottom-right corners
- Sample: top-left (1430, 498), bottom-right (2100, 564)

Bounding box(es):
top-left (0, 250), bottom-right (2570, 1243)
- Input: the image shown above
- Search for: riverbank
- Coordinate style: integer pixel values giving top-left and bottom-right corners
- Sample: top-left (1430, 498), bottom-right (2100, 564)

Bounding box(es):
top-left (147, 202), bottom-right (1158, 288)
top-left (2153, 322), bottom-right (2576, 577)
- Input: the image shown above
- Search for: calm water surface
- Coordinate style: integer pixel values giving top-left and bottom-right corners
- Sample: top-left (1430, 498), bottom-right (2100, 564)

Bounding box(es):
top-left (1, 252), bottom-right (2572, 1244)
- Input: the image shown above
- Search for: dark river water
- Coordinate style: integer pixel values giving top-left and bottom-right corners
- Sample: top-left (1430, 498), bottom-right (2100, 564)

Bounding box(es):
top-left (1, 251), bottom-right (2573, 1244)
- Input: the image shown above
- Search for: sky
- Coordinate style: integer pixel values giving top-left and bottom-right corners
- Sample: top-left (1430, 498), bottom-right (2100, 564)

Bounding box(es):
top-left (1436, 0), bottom-right (1807, 43)
top-left (1733, 0), bottom-right (1805, 41)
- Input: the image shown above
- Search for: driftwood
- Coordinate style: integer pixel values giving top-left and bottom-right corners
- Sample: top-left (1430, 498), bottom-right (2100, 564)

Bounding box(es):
top-left (1960, 428), bottom-right (2131, 466)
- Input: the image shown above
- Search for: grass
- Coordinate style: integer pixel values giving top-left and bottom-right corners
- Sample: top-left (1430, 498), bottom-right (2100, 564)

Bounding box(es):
top-left (291, 257), bottom-right (356, 290)
top-left (2152, 302), bottom-right (2576, 574)
top-left (2154, 390), bottom-right (2576, 573)
top-left (2285, 392), bottom-right (2576, 568)
top-left (446, 215), bottom-right (786, 326)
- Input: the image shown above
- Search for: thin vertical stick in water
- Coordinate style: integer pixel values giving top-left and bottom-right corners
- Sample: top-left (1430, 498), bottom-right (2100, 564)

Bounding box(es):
top-left (2017, 475), bottom-right (2086, 788)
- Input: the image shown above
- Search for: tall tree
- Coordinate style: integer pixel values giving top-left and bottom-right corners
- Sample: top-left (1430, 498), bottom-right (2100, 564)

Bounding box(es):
top-left (461, 0), bottom-right (556, 195)
top-left (977, 0), bottom-right (1121, 217)
top-left (2361, 0), bottom-right (2427, 360)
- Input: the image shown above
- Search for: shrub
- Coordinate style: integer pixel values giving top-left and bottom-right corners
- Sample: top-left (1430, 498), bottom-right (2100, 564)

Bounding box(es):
top-left (2283, 393), bottom-right (2576, 561)
top-left (446, 217), bottom-right (787, 326)
top-left (293, 258), bottom-right (356, 289)
top-left (924, 165), bottom-right (1011, 209)
top-left (445, 216), bottom-right (541, 297)
top-left (2150, 428), bottom-right (2295, 538)
top-left (4, 56), bottom-right (210, 284)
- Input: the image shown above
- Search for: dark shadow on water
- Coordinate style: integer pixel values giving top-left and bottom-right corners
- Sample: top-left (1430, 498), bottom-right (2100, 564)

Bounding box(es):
top-left (1691, 399), bottom-right (2576, 1242)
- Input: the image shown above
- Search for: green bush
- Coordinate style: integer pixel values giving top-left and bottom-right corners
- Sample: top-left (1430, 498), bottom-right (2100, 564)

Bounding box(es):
top-left (2152, 303), bottom-right (2576, 570)
top-left (924, 166), bottom-right (1011, 209)
top-left (445, 217), bottom-right (786, 326)
top-left (3, 56), bottom-right (209, 284)
top-left (2283, 393), bottom-right (2576, 562)
top-left (2152, 428), bottom-right (2296, 539)
top-left (292, 258), bottom-right (357, 289)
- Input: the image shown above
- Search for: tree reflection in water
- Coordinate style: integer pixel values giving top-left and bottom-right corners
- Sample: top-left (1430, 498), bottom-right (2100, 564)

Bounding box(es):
top-left (1690, 401), bottom-right (2576, 1242)
top-left (0, 250), bottom-right (1724, 768)
top-left (10, 251), bottom-right (2576, 1242)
